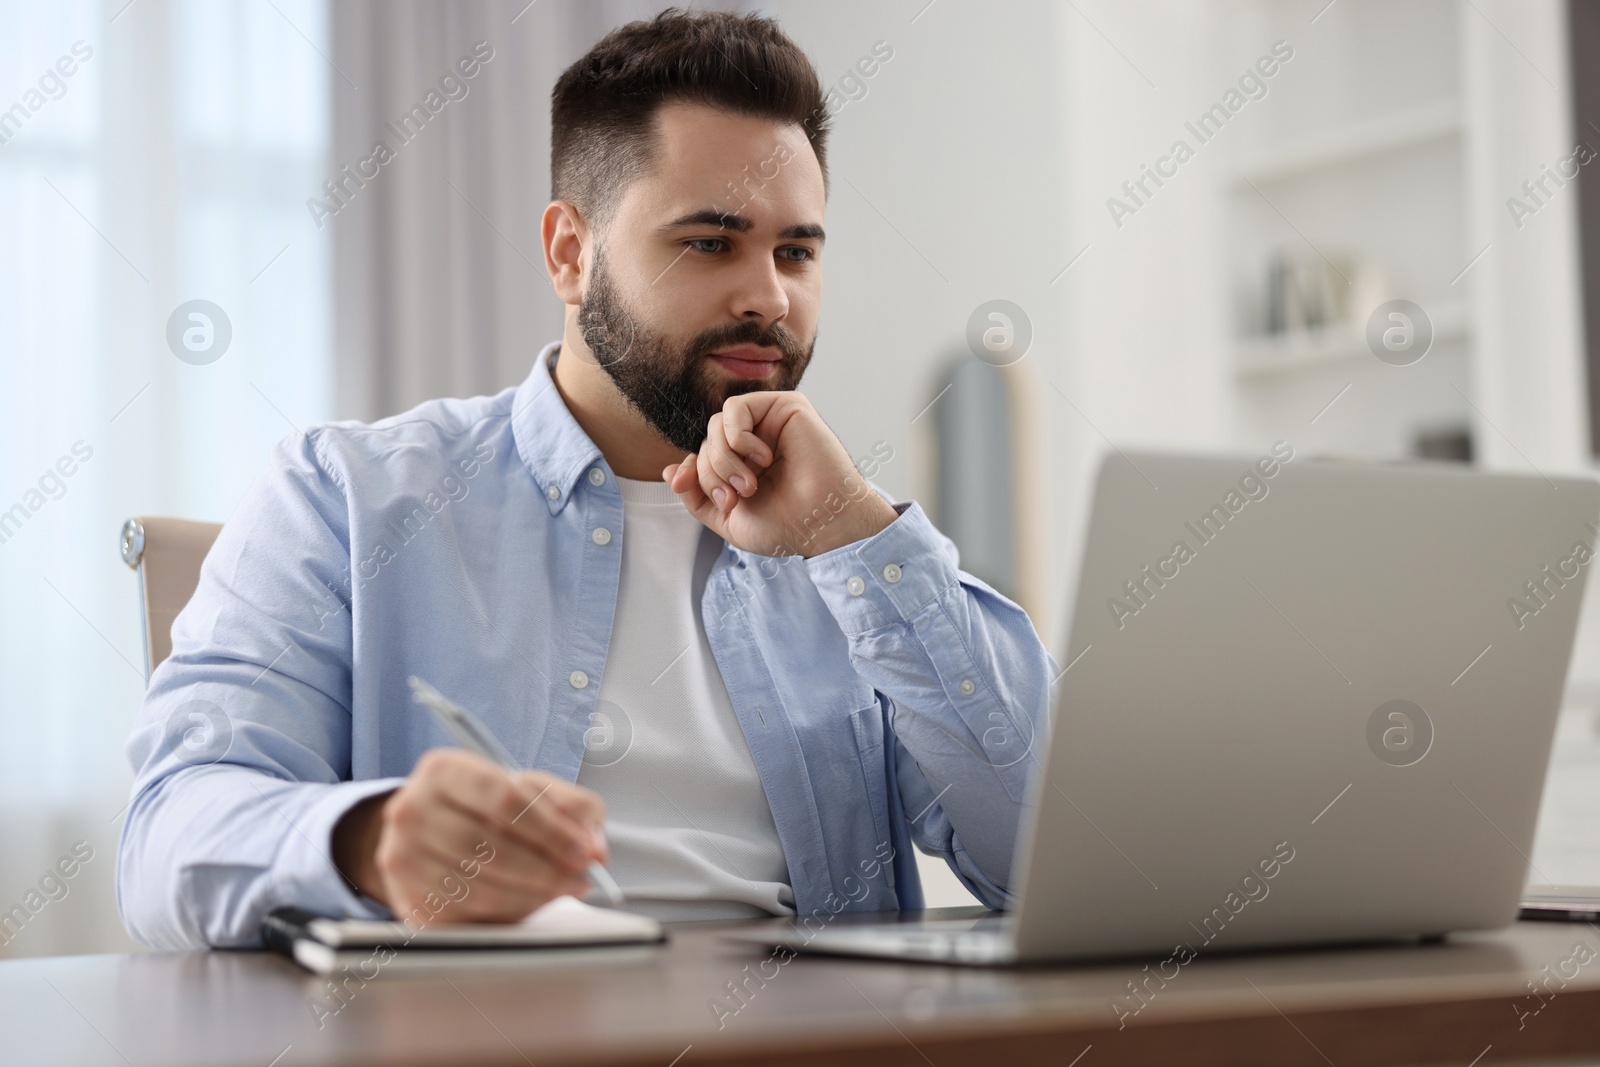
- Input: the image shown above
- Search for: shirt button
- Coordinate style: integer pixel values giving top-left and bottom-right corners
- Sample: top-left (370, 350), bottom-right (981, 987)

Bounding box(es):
top-left (588, 468), bottom-right (606, 486)
top-left (545, 484), bottom-right (561, 502)
top-left (882, 563), bottom-right (903, 584)
top-left (959, 678), bottom-right (976, 696)
top-left (592, 527), bottom-right (612, 545)
top-left (569, 670), bottom-right (589, 689)
top-left (846, 576), bottom-right (866, 596)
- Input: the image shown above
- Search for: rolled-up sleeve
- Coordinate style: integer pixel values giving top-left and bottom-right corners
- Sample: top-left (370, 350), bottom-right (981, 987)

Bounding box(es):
top-left (117, 430), bottom-right (403, 949)
top-left (805, 500), bottom-right (1053, 907)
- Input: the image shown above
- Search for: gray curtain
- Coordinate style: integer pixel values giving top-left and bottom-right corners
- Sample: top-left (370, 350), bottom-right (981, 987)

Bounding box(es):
top-left (328, 0), bottom-right (673, 421)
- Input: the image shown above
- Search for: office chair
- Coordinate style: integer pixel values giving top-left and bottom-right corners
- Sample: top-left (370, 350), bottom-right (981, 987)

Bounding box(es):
top-left (119, 517), bottom-right (222, 682)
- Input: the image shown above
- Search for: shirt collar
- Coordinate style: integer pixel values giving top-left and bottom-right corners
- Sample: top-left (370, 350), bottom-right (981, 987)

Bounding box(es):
top-left (511, 341), bottom-right (606, 515)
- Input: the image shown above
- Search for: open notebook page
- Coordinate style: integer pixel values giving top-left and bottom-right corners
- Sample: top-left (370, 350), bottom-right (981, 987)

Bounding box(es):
top-left (302, 895), bottom-right (662, 949)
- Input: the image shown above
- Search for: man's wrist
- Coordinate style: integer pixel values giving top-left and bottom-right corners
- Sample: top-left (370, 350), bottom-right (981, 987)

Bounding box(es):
top-left (331, 789), bottom-right (394, 905)
top-left (801, 493), bottom-right (899, 558)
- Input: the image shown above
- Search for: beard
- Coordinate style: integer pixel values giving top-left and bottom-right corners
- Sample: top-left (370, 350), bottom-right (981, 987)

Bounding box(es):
top-left (576, 248), bottom-right (814, 453)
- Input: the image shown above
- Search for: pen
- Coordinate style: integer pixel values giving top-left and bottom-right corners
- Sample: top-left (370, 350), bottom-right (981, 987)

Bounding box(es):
top-left (407, 675), bottom-right (626, 909)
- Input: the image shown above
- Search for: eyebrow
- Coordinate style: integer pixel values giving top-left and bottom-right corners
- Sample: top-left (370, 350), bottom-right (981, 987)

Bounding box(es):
top-left (661, 209), bottom-right (825, 243)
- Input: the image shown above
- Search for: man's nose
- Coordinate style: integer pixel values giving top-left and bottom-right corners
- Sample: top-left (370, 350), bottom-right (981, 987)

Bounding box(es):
top-left (732, 259), bottom-right (789, 323)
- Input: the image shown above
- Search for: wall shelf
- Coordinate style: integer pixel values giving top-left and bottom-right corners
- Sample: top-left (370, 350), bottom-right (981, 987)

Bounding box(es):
top-left (1234, 302), bottom-right (1470, 379)
top-left (1229, 99), bottom-right (1463, 187)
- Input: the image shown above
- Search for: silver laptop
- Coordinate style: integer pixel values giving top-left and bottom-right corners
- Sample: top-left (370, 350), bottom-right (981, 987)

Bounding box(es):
top-left (741, 449), bottom-right (1600, 964)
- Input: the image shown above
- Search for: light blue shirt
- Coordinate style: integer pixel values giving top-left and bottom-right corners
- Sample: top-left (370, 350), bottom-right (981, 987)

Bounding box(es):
top-left (118, 342), bottom-right (1054, 949)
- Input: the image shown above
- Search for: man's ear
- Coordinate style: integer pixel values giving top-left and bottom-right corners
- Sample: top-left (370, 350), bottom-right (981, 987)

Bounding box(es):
top-left (542, 200), bottom-right (589, 306)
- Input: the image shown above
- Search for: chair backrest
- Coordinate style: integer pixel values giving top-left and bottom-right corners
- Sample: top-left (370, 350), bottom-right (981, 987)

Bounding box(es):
top-left (120, 516), bottom-right (223, 681)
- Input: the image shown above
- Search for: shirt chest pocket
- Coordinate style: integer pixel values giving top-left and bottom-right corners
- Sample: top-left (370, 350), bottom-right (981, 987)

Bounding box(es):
top-left (847, 701), bottom-right (891, 834)
top-left (846, 701), bottom-right (897, 894)
top-left (778, 693), bottom-right (900, 899)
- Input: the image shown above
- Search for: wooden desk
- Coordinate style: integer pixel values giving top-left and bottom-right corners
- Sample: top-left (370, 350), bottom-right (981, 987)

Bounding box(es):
top-left (3, 910), bottom-right (1599, 1066)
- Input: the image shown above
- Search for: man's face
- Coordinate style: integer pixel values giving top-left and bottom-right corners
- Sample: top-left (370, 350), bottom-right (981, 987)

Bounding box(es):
top-left (576, 103), bottom-right (826, 452)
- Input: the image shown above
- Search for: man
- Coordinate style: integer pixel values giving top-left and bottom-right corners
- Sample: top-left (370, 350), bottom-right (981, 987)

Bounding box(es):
top-left (118, 8), bottom-right (1052, 948)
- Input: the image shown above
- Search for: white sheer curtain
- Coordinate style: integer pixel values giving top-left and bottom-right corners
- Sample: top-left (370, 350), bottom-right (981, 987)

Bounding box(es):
top-left (0, 0), bottom-right (332, 957)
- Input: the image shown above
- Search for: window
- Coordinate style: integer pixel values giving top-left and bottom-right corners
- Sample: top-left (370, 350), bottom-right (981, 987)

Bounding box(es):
top-left (0, 0), bottom-right (330, 955)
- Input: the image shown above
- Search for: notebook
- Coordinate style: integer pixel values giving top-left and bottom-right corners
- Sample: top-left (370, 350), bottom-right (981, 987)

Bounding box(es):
top-left (1520, 885), bottom-right (1600, 922)
top-left (262, 895), bottom-right (666, 975)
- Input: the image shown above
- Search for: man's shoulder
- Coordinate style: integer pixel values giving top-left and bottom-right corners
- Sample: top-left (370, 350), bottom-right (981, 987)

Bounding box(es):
top-left (296, 385), bottom-right (520, 479)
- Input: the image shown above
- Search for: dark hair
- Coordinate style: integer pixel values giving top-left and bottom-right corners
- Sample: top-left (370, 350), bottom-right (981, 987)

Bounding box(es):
top-left (550, 8), bottom-right (828, 227)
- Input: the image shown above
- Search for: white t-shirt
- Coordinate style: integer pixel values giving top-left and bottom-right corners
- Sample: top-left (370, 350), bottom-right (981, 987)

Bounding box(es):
top-left (575, 475), bottom-right (795, 921)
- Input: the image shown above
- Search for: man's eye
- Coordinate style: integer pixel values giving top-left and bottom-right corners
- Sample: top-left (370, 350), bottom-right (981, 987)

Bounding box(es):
top-left (778, 246), bottom-right (814, 263)
top-left (687, 238), bottom-right (727, 255)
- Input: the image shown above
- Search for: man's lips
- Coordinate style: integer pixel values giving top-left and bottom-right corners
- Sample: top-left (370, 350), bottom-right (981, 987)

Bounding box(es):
top-left (708, 345), bottom-right (782, 379)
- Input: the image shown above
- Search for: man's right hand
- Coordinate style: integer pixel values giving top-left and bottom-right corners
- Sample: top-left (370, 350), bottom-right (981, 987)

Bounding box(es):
top-left (332, 748), bottom-right (609, 924)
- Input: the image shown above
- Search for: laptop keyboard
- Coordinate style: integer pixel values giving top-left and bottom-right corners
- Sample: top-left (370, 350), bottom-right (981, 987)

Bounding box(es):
top-left (806, 917), bottom-right (1014, 964)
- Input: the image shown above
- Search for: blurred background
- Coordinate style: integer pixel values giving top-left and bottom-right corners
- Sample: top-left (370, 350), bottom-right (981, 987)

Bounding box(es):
top-left (4, 0), bottom-right (1600, 957)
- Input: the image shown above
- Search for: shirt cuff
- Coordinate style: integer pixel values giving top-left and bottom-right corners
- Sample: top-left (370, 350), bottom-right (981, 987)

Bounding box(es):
top-left (805, 501), bottom-right (960, 635)
top-left (270, 776), bottom-right (406, 920)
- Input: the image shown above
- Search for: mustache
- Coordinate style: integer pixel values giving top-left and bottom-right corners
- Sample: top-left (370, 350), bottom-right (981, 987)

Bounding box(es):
top-left (687, 319), bottom-right (808, 363)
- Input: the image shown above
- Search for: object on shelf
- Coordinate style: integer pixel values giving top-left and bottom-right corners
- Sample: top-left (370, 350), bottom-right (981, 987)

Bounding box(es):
top-left (1261, 244), bottom-right (1370, 335)
top-left (1413, 425), bottom-right (1473, 463)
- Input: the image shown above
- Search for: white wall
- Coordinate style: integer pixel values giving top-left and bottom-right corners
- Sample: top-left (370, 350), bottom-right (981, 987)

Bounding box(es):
top-left (1462, 0), bottom-right (1590, 474)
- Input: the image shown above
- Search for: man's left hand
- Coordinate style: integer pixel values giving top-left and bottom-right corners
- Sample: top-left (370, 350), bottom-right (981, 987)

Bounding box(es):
top-left (663, 392), bottom-right (898, 558)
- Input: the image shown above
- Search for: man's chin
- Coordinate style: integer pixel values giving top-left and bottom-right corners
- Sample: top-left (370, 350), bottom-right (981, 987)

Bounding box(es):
top-left (692, 371), bottom-right (758, 407)
top-left (703, 363), bottom-right (795, 397)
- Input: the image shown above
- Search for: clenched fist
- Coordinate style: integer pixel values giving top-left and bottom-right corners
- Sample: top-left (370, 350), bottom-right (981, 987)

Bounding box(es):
top-left (663, 390), bottom-right (898, 557)
top-left (332, 748), bottom-right (608, 924)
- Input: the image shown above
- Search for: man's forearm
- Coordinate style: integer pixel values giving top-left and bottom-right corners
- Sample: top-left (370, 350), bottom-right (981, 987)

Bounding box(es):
top-left (804, 500), bottom-right (1053, 892)
top-left (118, 766), bottom-right (402, 949)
